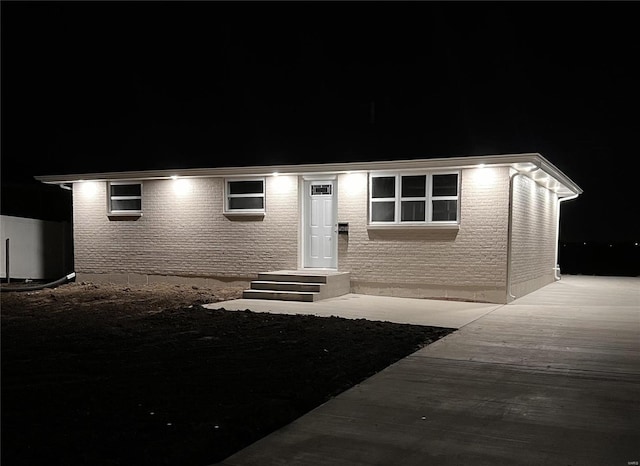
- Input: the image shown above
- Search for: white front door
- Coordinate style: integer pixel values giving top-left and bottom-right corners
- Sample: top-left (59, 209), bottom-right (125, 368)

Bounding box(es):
top-left (303, 179), bottom-right (337, 268)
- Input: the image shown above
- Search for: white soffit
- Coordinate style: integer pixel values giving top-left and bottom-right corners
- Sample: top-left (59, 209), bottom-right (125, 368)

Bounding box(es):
top-left (34, 152), bottom-right (582, 197)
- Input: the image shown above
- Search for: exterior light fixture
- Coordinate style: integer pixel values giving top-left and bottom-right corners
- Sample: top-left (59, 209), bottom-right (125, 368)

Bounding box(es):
top-left (173, 178), bottom-right (191, 196)
top-left (514, 162), bottom-right (538, 173)
top-left (79, 180), bottom-right (98, 196)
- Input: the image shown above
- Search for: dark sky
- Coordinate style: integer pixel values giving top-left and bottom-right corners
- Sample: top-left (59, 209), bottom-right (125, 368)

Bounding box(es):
top-left (1, 1), bottom-right (638, 242)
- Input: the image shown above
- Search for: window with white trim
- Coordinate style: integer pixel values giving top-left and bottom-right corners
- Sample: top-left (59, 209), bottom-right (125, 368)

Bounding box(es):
top-left (369, 172), bottom-right (459, 224)
top-left (108, 182), bottom-right (142, 214)
top-left (431, 173), bottom-right (458, 221)
top-left (225, 178), bottom-right (265, 213)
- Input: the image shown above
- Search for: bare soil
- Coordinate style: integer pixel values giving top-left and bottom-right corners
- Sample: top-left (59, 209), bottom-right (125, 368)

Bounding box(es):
top-left (1, 282), bottom-right (455, 465)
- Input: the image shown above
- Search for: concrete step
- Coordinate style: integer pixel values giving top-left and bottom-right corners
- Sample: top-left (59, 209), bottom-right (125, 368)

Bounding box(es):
top-left (250, 280), bottom-right (323, 293)
top-left (257, 272), bottom-right (328, 284)
top-left (245, 270), bottom-right (351, 302)
top-left (242, 289), bottom-right (317, 302)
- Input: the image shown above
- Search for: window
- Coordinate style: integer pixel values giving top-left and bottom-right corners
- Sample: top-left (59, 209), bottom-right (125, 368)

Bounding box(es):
top-left (401, 175), bottom-right (426, 221)
top-left (369, 172), bottom-right (459, 225)
top-left (371, 176), bottom-right (396, 222)
top-left (311, 184), bottom-right (332, 195)
top-left (108, 182), bottom-right (142, 214)
top-left (225, 178), bottom-right (265, 213)
top-left (431, 174), bottom-right (458, 221)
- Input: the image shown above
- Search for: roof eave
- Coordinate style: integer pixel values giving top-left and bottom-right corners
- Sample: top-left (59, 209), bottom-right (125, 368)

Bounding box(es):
top-left (34, 152), bottom-right (582, 197)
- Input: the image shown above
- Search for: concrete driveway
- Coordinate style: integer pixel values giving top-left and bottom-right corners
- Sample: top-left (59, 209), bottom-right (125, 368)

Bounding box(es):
top-left (216, 276), bottom-right (640, 465)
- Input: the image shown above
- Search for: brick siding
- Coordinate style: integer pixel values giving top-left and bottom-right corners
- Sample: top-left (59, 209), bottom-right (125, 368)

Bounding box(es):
top-left (73, 176), bottom-right (298, 279)
top-left (338, 167), bottom-right (511, 302)
top-left (72, 166), bottom-right (558, 303)
top-left (509, 174), bottom-right (558, 297)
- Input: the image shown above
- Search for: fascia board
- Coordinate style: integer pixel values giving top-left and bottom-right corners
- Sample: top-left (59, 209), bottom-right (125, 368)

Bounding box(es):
top-left (535, 154), bottom-right (583, 196)
top-left (33, 153), bottom-right (538, 183)
top-left (33, 152), bottom-right (581, 196)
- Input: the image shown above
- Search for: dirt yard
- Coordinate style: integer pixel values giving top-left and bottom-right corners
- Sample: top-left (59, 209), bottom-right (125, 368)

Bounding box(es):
top-left (1, 282), bottom-right (455, 465)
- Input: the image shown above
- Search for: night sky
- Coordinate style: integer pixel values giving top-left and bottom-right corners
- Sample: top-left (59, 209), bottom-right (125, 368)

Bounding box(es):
top-left (1, 1), bottom-right (638, 243)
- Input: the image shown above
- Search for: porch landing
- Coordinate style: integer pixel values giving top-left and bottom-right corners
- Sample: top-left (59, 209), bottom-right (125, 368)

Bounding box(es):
top-left (243, 270), bottom-right (351, 302)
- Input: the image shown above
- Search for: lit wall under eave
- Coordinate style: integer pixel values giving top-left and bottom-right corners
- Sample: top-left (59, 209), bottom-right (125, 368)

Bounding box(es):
top-left (172, 178), bottom-right (193, 197)
top-left (269, 174), bottom-right (297, 196)
top-left (78, 180), bottom-right (100, 197)
top-left (341, 172), bottom-right (368, 198)
top-left (468, 165), bottom-right (502, 188)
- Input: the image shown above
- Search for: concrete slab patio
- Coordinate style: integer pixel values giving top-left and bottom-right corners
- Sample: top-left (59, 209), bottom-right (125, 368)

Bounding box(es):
top-left (215, 275), bottom-right (640, 465)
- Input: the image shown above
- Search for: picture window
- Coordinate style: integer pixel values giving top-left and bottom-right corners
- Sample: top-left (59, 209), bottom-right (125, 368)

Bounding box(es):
top-left (369, 172), bottom-right (459, 225)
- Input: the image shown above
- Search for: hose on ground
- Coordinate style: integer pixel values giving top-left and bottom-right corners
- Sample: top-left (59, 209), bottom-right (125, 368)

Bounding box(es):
top-left (1, 272), bottom-right (76, 292)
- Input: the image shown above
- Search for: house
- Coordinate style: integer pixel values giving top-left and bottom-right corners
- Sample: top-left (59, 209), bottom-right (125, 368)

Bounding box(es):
top-left (35, 153), bottom-right (582, 304)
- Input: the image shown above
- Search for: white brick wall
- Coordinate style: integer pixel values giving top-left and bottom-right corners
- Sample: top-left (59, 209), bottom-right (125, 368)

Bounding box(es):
top-left (337, 167), bottom-right (511, 302)
top-left (73, 166), bottom-right (557, 303)
top-left (509, 174), bottom-right (558, 297)
top-left (73, 176), bottom-right (298, 279)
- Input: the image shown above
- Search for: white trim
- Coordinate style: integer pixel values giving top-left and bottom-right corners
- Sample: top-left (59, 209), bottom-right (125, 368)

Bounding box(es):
top-left (429, 171), bottom-right (461, 223)
top-left (367, 224), bottom-right (459, 231)
top-left (107, 212), bottom-right (143, 218)
top-left (369, 170), bottom-right (460, 226)
top-left (554, 192), bottom-right (580, 280)
top-left (36, 153), bottom-right (582, 199)
top-left (107, 181), bottom-right (143, 215)
top-left (302, 178), bottom-right (338, 269)
top-left (223, 212), bottom-right (266, 218)
top-left (298, 176), bottom-right (304, 270)
top-left (224, 177), bottom-right (266, 214)
top-left (370, 173), bottom-right (398, 223)
top-left (302, 174), bottom-right (337, 181)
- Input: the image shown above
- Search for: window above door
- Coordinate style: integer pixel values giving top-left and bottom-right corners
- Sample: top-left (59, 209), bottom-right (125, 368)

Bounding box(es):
top-left (311, 184), bottom-right (332, 196)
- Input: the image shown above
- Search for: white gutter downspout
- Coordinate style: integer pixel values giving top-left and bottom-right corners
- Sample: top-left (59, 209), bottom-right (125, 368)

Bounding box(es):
top-left (506, 170), bottom-right (524, 302)
top-left (554, 192), bottom-right (580, 280)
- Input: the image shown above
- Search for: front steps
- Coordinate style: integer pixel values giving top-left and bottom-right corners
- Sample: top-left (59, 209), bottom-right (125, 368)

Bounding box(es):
top-left (243, 270), bottom-right (351, 302)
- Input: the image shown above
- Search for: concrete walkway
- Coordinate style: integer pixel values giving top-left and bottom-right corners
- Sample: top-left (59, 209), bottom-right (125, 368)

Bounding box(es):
top-left (215, 276), bottom-right (640, 465)
top-left (207, 294), bottom-right (502, 329)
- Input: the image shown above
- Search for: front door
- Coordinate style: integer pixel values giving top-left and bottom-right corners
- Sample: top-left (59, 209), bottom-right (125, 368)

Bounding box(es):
top-left (303, 179), bottom-right (337, 268)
